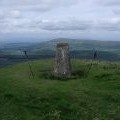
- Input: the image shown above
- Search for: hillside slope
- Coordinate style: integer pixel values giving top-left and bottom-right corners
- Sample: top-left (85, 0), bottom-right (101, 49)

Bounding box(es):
top-left (0, 60), bottom-right (120, 120)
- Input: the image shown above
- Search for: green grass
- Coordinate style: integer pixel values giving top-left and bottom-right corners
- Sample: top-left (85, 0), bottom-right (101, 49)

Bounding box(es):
top-left (0, 59), bottom-right (120, 120)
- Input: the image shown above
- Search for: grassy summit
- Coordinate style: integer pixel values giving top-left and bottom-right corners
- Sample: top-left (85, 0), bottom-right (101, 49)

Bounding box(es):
top-left (0, 59), bottom-right (120, 120)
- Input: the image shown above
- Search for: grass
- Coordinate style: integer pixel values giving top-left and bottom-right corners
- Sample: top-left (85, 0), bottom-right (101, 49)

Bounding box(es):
top-left (0, 59), bottom-right (120, 120)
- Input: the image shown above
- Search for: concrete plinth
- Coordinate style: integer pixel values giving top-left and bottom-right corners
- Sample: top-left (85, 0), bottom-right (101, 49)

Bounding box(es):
top-left (54, 43), bottom-right (71, 77)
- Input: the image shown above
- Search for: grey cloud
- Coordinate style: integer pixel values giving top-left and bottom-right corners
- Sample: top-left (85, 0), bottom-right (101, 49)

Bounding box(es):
top-left (42, 19), bottom-right (120, 32)
top-left (0, 0), bottom-right (79, 6)
top-left (20, 5), bottom-right (52, 12)
top-left (99, 24), bottom-right (120, 31)
top-left (0, 0), bottom-right (79, 12)
top-left (97, 0), bottom-right (120, 6)
top-left (112, 9), bottom-right (120, 15)
top-left (95, 18), bottom-right (120, 31)
top-left (0, 18), bottom-right (92, 33)
top-left (0, 0), bottom-right (120, 36)
top-left (1, 16), bottom-right (120, 34)
top-left (41, 20), bottom-right (92, 31)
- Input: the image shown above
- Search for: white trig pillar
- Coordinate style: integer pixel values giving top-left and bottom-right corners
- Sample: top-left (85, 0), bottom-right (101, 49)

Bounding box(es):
top-left (54, 43), bottom-right (71, 77)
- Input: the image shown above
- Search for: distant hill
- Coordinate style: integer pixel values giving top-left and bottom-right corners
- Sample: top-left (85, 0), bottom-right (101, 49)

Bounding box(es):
top-left (30, 38), bottom-right (120, 51)
top-left (0, 38), bottom-right (120, 67)
top-left (26, 38), bottom-right (120, 61)
top-left (18, 38), bottom-right (119, 53)
top-left (1, 38), bottom-right (120, 52)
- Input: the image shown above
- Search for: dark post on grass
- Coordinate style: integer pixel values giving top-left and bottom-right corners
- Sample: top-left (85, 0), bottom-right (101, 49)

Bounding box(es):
top-left (54, 43), bottom-right (71, 78)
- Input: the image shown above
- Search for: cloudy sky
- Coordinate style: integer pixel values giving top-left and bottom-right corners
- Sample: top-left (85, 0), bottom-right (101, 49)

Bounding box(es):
top-left (0, 0), bottom-right (120, 42)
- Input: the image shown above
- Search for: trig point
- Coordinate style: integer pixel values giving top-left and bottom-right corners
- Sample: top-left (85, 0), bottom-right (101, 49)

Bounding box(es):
top-left (54, 43), bottom-right (71, 77)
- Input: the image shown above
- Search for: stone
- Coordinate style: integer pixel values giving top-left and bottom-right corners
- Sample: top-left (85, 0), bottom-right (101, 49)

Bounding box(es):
top-left (54, 43), bottom-right (71, 77)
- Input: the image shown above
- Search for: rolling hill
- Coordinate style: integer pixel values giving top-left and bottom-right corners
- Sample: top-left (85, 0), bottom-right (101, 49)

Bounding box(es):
top-left (0, 38), bottom-right (120, 67)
